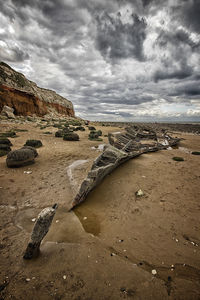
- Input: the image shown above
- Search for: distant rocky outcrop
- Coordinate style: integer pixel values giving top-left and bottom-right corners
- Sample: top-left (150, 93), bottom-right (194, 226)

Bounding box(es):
top-left (0, 62), bottom-right (75, 117)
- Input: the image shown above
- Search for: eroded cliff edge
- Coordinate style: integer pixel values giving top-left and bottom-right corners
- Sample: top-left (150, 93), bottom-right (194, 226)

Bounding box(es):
top-left (0, 62), bottom-right (75, 117)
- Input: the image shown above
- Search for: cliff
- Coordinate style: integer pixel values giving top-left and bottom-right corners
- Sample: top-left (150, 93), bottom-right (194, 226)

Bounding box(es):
top-left (0, 62), bottom-right (75, 117)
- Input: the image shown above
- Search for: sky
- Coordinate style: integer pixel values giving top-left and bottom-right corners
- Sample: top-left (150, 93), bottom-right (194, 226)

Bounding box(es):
top-left (0, 0), bottom-right (200, 122)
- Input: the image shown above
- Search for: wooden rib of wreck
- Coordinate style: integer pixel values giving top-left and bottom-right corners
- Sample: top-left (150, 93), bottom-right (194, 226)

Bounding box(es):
top-left (71, 125), bottom-right (181, 209)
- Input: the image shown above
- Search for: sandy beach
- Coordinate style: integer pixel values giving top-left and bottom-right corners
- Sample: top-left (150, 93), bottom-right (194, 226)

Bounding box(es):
top-left (0, 120), bottom-right (200, 300)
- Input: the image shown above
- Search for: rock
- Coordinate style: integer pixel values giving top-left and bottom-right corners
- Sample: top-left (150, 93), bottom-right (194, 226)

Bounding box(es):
top-left (21, 146), bottom-right (38, 157)
top-left (0, 131), bottom-right (16, 138)
top-left (172, 157), bottom-right (184, 161)
top-left (24, 139), bottom-right (43, 148)
top-left (0, 138), bottom-right (12, 146)
top-left (63, 132), bottom-right (79, 141)
top-left (0, 143), bottom-right (11, 156)
top-left (135, 189), bottom-right (144, 197)
top-left (23, 204), bottom-right (58, 259)
top-left (151, 269), bottom-right (157, 275)
top-left (191, 151), bottom-right (200, 155)
top-left (0, 105), bottom-right (15, 119)
top-left (6, 147), bottom-right (38, 168)
top-left (55, 130), bottom-right (64, 137)
top-left (88, 126), bottom-right (96, 131)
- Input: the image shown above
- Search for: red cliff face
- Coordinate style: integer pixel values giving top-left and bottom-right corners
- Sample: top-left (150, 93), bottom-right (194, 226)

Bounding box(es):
top-left (0, 85), bottom-right (75, 117)
top-left (0, 62), bottom-right (75, 117)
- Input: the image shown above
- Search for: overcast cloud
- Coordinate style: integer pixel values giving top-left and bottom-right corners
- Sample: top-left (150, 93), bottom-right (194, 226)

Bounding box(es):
top-left (0, 0), bottom-right (200, 121)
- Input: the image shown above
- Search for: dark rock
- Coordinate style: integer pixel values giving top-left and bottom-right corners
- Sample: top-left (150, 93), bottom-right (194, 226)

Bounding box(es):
top-left (88, 126), bottom-right (96, 131)
top-left (63, 133), bottom-right (79, 141)
top-left (0, 138), bottom-right (12, 146)
top-left (191, 151), bottom-right (200, 155)
top-left (0, 131), bottom-right (16, 138)
top-left (24, 139), bottom-right (43, 148)
top-left (6, 147), bottom-right (38, 167)
top-left (172, 157), bottom-right (184, 161)
top-left (55, 130), bottom-right (64, 137)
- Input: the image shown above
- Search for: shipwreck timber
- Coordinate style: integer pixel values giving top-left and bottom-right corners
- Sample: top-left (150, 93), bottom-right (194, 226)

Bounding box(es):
top-left (71, 125), bottom-right (181, 209)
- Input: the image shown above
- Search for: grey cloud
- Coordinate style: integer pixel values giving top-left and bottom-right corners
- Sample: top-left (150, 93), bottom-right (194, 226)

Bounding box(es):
top-left (95, 11), bottom-right (147, 62)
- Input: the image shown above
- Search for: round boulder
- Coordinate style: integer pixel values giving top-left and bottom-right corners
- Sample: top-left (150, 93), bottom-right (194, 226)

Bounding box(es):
top-left (6, 147), bottom-right (38, 168)
top-left (63, 133), bottom-right (79, 141)
top-left (24, 139), bottom-right (43, 148)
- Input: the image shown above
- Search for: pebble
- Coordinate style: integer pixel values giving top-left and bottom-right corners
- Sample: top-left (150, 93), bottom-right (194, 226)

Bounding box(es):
top-left (111, 253), bottom-right (116, 256)
top-left (55, 220), bottom-right (59, 223)
top-left (24, 171), bottom-right (32, 174)
top-left (135, 189), bottom-right (144, 197)
top-left (26, 278), bottom-right (31, 282)
top-left (175, 239), bottom-right (179, 242)
top-left (83, 217), bottom-right (87, 220)
top-left (151, 269), bottom-right (157, 275)
top-left (31, 218), bottom-right (36, 222)
top-left (63, 275), bottom-right (66, 280)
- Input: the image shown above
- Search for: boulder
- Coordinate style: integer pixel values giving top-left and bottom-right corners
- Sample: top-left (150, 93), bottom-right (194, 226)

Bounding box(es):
top-left (0, 105), bottom-right (15, 119)
top-left (6, 147), bottom-right (38, 167)
top-left (0, 144), bottom-right (11, 156)
top-left (24, 139), bottom-right (43, 148)
top-left (63, 132), bottom-right (79, 141)
top-left (0, 138), bottom-right (12, 146)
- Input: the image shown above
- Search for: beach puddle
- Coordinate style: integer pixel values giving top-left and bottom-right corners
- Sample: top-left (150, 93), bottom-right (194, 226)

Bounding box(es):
top-left (74, 205), bottom-right (101, 236)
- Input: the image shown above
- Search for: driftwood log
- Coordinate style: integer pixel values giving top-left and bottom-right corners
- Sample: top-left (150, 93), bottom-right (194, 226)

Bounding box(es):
top-left (71, 125), bottom-right (181, 209)
top-left (23, 204), bottom-right (58, 259)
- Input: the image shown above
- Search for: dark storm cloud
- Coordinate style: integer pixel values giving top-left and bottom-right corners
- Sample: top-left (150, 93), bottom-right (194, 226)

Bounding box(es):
top-left (95, 11), bottom-right (147, 62)
top-left (173, 0), bottom-right (200, 33)
top-left (153, 62), bottom-right (193, 82)
top-left (169, 83), bottom-right (200, 97)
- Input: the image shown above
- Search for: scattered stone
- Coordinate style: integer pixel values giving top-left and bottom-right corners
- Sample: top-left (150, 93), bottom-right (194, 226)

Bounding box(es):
top-left (24, 171), bottom-right (32, 174)
top-left (0, 144), bottom-right (11, 156)
top-left (1, 105), bottom-right (15, 119)
top-left (135, 189), bottom-right (144, 197)
top-left (0, 131), bottom-right (16, 138)
top-left (25, 278), bottom-right (31, 282)
top-left (172, 156), bottom-right (184, 161)
top-left (31, 218), bottom-right (36, 222)
top-left (0, 138), bottom-right (12, 146)
top-left (6, 147), bottom-right (38, 168)
top-left (83, 217), bottom-right (87, 220)
top-left (55, 130), bottom-right (64, 137)
top-left (74, 126), bottom-right (85, 131)
top-left (110, 253), bottom-right (116, 256)
top-left (151, 269), bottom-right (157, 275)
top-left (23, 204), bottom-right (58, 259)
top-left (63, 275), bottom-right (67, 280)
top-left (191, 151), bottom-right (200, 155)
top-left (63, 132), bottom-right (79, 141)
top-left (24, 139), bottom-right (43, 148)
top-left (88, 126), bottom-right (96, 131)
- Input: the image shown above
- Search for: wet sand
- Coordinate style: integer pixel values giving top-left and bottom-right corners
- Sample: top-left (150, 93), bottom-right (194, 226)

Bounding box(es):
top-left (0, 121), bottom-right (200, 299)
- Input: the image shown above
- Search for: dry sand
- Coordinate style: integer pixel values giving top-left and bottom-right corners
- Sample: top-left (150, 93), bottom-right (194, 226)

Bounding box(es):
top-left (0, 121), bottom-right (200, 300)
